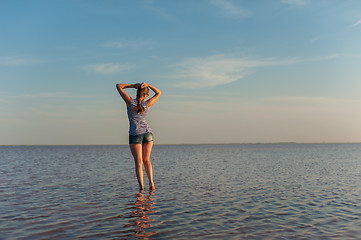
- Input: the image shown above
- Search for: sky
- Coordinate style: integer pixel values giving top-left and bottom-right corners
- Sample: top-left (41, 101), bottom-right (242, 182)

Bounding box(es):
top-left (1, 0), bottom-right (361, 145)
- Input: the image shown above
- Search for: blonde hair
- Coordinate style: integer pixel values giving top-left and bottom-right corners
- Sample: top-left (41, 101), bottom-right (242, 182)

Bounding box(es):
top-left (134, 86), bottom-right (149, 113)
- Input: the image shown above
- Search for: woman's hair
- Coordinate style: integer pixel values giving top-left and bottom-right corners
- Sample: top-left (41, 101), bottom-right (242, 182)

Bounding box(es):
top-left (135, 86), bottom-right (149, 113)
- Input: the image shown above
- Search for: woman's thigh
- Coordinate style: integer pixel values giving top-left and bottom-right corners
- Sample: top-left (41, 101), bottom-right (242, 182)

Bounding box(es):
top-left (142, 142), bottom-right (153, 161)
top-left (130, 144), bottom-right (143, 162)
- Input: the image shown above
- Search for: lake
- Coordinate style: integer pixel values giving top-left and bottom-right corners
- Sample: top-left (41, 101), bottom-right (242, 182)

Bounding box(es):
top-left (1, 144), bottom-right (361, 239)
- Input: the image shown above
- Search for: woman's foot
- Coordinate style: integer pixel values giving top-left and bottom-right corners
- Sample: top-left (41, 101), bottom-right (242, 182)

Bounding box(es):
top-left (149, 184), bottom-right (155, 191)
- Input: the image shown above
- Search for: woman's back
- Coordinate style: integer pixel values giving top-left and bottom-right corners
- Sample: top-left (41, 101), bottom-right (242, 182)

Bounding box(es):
top-left (127, 99), bottom-right (152, 136)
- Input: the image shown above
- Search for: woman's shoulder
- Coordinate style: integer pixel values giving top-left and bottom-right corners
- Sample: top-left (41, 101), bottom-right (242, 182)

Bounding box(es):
top-left (130, 99), bottom-right (137, 105)
top-left (126, 98), bottom-right (135, 108)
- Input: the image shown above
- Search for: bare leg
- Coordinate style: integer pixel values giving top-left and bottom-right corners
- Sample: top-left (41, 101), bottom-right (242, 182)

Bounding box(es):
top-left (130, 144), bottom-right (144, 191)
top-left (142, 141), bottom-right (155, 191)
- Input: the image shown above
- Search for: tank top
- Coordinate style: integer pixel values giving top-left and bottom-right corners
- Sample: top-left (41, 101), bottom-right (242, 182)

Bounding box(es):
top-left (127, 99), bottom-right (152, 136)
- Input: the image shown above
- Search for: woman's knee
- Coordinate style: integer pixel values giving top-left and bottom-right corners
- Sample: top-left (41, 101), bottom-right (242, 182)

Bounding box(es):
top-left (143, 158), bottom-right (151, 164)
top-left (134, 159), bottom-right (143, 167)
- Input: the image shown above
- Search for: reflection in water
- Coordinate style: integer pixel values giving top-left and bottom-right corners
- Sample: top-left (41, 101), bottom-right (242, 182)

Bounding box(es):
top-left (124, 191), bottom-right (157, 239)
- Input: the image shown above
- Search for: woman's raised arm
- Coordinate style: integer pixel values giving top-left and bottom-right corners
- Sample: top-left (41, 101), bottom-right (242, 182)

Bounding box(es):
top-left (144, 83), bottom-right (161, 108)
top-left (116, 83), bottom-right (140, 106)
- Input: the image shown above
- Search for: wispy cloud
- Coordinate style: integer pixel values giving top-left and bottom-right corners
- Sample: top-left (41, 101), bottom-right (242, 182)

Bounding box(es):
top-left (83, 63), bottom-right (131, 74)
top-left (20, 92), bottom-right (72, 98)
top-left (142, 1), bottom-right (177, 21)
top-left (310, 35), bottom-right (325, 43)
top-left (351, 19), bottom-right (361, 27)
top-left (173, 55), bottom-right (284, 88)
top-left (323, 54), bottom-right (339, 60)
top-left (281, 0), bottom-right (306, 5)
top-left (264, 96), bottom-right (361, 109)
top-left (0, 57), bottom-right (42, 66)
top-left (265, 96), bottom-right (329, 105)
top-left (172, 54), bottom-right (338, 88)
top-left (102, 39), bottom-right (155, 50)
top-left (2, 92), bottom-right (101, 99)
top-left (207, 0), bottom-right (252, 18)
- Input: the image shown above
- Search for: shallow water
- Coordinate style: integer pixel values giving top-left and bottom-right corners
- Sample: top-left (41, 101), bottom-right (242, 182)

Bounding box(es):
top-left (1, 144), bottom-right (361, 239)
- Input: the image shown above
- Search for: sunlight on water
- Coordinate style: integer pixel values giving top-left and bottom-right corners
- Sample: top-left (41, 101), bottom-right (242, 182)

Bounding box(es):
top-left (124, 192), bottom-right (157, 239)
top-left (1, 144), bottom-right (361, 239)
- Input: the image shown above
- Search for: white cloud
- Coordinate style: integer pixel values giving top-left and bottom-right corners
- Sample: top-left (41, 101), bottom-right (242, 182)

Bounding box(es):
top-left (173, 55), bottom-right (296, 88)
top-left (19, 92), bottom-right (72, 98)
top-left (264, 96), bottom-right (330, 105)
top-left (310, 35), bottom-right (325, 43)
top-left (323, 54), bottom-right (339, 60)
top-left (0, 92), bottom-right (102, 103)
top-left (281, 0), bottom-right (305, 5)
top-left (0, 57), bottom-right (41, 66)
top-left (140, 0), bottom-right (177, 21)
top-left (265, 96), bottom-right (361, 106)
top-left (207, 0), bottom-right (252, 18)
top-left (351, 19), bottom-right (361, 27)
top-left (144, 4), bottom-right (176, 21)
top-left (19, 92), bottom-right (100, 99)
top-left (83, 63), bottom-right (131, 74)
top-left (171, 54), bottom-right (339, 88)
top-left (102, 39), bottom-right (155, 50)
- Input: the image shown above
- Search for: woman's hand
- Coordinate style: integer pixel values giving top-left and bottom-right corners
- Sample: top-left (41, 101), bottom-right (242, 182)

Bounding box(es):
top-left (133, 83), bottom-right (141, 89)
top-left (141, 82), bottom-right (149, 89)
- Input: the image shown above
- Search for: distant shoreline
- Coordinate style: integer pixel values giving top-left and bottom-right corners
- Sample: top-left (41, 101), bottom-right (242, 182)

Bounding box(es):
top-left (1, 142), bottom-right (361, 147)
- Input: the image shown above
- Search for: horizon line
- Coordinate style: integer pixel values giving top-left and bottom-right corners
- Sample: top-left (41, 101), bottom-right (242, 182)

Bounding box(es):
top-left (1, 142), bottom-right (361, 147)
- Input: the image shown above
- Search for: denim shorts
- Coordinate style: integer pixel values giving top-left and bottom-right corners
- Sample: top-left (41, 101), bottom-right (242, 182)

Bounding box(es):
top-left (129, 132), bottom-right (153, 144)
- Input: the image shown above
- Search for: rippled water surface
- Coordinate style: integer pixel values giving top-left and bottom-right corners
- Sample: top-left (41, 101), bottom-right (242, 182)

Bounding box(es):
top-left (1, 144), bottom-right (361, 239)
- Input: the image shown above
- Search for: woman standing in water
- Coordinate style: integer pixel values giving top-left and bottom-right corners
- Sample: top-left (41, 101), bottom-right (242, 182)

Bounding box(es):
top-left (116, 82), bottom-right (161, 191)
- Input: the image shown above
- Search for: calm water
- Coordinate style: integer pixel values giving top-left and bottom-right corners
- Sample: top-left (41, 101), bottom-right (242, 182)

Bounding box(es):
top-left (1, 144), bottom-right (361, 239)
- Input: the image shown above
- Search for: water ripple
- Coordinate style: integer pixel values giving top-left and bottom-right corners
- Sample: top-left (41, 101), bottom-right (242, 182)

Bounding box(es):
top-left (1, 144), bottom-right (361, 239)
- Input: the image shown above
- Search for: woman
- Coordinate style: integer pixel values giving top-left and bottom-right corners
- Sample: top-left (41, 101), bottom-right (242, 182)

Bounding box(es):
top-left (116, 82), bottom-right (161, 191)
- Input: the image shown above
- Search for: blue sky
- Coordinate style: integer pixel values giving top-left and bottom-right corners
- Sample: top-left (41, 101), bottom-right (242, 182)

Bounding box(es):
top-left (1, 0), bottom-right (361, 145)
